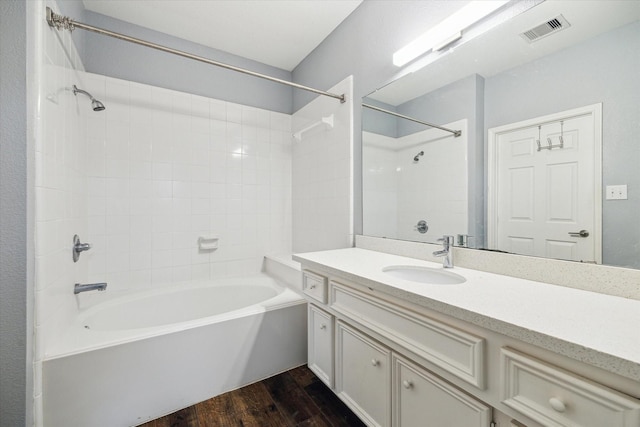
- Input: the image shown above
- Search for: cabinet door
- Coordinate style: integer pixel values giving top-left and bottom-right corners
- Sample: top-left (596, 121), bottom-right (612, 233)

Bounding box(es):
top-left (393, 355), bottom-right (492, 427)
top-left (308, 304), bottom-right (334, 388)
top-left (336, 321), bottom-right (391, 427)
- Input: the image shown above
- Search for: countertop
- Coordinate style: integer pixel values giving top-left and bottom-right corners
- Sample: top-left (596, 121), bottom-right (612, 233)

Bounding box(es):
top-left (293, 247), bottom-right (640, 381)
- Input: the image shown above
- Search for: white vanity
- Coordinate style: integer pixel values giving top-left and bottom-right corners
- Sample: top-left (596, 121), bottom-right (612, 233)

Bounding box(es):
top-left (293, 246), bottom-right (640, 427)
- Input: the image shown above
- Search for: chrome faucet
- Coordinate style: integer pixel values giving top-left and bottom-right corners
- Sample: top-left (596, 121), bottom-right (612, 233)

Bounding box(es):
top-left (433, 235), bottom-right (454, 268)
top-left (74, 282), bottom-right (107, 294)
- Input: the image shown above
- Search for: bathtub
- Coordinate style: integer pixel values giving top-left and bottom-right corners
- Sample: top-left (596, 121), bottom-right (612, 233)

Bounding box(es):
top-left (42, 274), bottom-right (307, 427)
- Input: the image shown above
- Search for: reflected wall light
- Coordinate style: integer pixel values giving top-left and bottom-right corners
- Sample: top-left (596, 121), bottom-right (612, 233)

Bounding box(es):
top-left (393, 0), bottom-right (509, 67)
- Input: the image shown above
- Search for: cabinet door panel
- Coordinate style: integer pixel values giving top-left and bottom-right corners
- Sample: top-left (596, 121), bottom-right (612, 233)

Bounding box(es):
top-left (336, 321), bottom-right (391, 427)
top-left (393, 355), bottom-right (492, 427)
top-left (308, 304), bottom-right (334, 388)
top-left (502, 348), bottom-right (640, 427)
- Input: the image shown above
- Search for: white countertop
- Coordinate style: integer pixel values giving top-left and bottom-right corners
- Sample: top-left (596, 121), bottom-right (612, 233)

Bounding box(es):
top-left (294, 248), bottom-right (640, 381)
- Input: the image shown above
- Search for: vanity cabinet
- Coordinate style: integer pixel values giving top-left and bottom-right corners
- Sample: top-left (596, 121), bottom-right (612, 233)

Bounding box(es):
top-left (299, 268), bottom-right (640, 427)
top-left (307, 304), bottom-right (334, 387)
top-left (393, 354), bottom-right (492, 427)
top-left (303, 269), bottom-right (492, 427)
top-left (336, 321), bottom-right (392, 427)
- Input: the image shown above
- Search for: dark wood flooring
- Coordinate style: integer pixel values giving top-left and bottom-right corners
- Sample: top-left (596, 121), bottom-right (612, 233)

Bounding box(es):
top-left (139, 365), bottom-right (366, 427)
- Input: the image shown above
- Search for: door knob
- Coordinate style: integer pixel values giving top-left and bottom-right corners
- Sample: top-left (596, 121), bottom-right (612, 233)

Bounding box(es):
top-left (568, 230), bottom-right (589, 237)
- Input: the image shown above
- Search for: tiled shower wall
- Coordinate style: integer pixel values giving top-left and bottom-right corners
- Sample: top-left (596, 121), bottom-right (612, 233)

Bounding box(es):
top-left (35, 0), bottom-right (88, 419)
top-left (36, 2), bottom-right (293, 359)
top-left (362, 120), bottom-right (468, 243)
top-left (292, 76), bottom-right (353, 253)
top-left (81, 72), bottom-right (293, 290)
top-left (362, 133), bottom-right (398, 238)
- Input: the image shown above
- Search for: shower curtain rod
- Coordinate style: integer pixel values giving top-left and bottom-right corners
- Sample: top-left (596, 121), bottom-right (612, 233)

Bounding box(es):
top-left (362, 103), bottom-right (461, 137)
top-left (45, 7), bottom-right (346, 103)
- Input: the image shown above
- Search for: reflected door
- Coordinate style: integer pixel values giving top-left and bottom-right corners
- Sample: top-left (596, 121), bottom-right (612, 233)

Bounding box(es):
top-left (488, 105), bottom-right (602, 263)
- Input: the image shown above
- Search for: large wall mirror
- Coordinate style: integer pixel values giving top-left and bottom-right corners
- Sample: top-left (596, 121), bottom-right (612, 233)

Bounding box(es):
top-left (362, 0), bottom-right (639, 269)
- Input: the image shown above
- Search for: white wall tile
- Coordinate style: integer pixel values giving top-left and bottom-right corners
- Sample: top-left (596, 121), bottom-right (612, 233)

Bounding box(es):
top-left (37, 67), bottom-right (295, 370)
top-left (292, 76), bottom-right (353, 253)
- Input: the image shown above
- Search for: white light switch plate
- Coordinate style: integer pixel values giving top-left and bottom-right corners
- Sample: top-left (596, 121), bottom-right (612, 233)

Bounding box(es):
top-left (606, 184), bottom-right (628, 200)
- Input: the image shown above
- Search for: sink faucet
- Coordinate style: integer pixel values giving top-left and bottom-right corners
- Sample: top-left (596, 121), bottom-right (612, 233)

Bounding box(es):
top-left (74, 282), bottom-right (107, 294)
top-left (433, 235), bottom-right (454, 268)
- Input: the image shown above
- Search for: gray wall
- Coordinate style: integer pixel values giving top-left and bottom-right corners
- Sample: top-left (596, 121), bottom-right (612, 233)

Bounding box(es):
top-left (57, 1), bottom-right (294, 113)
top-left (362, 99), bottom-right (398, 138)
top-left (293, 0), bottom-right (470, 234)
top-left (0, 1), bottom-right (28, 426)
top-left (485, 22), bottom-right (640, 268)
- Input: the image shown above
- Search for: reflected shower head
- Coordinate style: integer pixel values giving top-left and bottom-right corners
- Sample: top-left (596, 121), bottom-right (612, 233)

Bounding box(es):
top-left (91, 99), bottom-right (106, 112)
top-left (72, 85), bottom-right (106, 111)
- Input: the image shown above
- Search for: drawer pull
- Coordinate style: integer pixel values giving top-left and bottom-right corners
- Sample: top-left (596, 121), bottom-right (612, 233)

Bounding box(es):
top-left (309, 284), bottom-right (316, 289)
top-left (371, 358), bottom-right (380, 367)
top-left (320, 324), bottom-right (326, 330)
top-left (549, 397), bottom-right (566, 413)
top-left (402, 380), bottom-right (413, 389)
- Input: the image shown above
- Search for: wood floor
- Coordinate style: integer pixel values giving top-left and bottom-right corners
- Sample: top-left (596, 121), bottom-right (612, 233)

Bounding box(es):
top-left (139, 365), bottom-right (366, 427)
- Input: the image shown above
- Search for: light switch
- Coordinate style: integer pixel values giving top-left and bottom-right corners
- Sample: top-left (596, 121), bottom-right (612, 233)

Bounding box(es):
top-left (606, 184), bottom-right (628, 200)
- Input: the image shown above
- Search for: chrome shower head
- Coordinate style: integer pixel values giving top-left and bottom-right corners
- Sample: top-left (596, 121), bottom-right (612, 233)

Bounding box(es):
top-left (72, 85), bottom-right (106, 112)
top-left (91, 99), bottom-right (106, 111)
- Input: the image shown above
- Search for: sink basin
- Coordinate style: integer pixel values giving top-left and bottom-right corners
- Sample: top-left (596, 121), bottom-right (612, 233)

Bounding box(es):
top-left (382, 265), bottom-right (466, 285)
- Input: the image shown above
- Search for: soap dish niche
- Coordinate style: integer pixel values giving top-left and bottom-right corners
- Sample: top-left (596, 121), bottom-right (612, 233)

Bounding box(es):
top-left (198, 236), bottom-right (219, 251)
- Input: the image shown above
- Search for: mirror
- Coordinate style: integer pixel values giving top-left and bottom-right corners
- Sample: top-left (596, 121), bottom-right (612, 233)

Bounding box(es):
top-left (362, 0), bottom-right (640, 269)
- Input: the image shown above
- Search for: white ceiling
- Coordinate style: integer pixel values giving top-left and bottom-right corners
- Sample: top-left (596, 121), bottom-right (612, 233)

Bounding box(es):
top-left (81, 0), bottom-right (362, 71)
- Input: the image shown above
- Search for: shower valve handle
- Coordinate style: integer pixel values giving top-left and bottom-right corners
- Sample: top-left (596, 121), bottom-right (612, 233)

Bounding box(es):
top-left (76, 242), bottom-right (91, 252)
top-left (73, 235), bottom-right (92, 262)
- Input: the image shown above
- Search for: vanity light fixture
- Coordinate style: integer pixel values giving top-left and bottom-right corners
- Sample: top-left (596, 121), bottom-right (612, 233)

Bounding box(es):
top-left (393, 0), bottom-right (509, 67)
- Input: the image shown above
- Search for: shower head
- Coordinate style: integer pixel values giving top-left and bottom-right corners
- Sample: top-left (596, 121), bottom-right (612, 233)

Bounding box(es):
top-left (413, 151), bottom-right (424, 162)
top-left (91, 99), bottom-right (106, 112)
top-left (72, 85), bottom-right (106, 111)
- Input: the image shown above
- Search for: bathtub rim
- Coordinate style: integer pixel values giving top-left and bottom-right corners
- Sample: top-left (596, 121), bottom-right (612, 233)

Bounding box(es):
top-left (45, 274), bottom-right (305, 361)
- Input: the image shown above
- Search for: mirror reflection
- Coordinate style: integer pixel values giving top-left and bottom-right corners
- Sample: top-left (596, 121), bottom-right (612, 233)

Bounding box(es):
top-left (362, 0), bottom-right (639, 269)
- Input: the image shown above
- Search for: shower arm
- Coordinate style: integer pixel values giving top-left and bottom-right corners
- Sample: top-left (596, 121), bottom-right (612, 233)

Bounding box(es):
top-left (72, 86), bottom-right (94, 100)
top-left (45, 7), bottom-right (346, 104)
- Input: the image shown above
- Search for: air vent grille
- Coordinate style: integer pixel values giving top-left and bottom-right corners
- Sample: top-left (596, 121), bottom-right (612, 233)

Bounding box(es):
top-left (520, 15), bottom-right (571, 43)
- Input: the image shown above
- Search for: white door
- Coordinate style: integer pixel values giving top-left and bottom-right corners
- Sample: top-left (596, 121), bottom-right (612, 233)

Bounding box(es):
top-left (488, 104), bottom-right (602, 263)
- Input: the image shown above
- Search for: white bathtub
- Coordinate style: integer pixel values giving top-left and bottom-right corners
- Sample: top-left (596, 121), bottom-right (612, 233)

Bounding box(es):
top-left (42, 274), bottom-right (307, 427)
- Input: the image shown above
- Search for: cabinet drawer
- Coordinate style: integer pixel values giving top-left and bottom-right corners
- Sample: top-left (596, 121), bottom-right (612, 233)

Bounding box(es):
top-left (336, 321), bottom-right (391, 427)
top-left (331, 282), bottom-right (485, 388)
top-left (308, 304), bottom-right (334, 388)
top-left (501, 347), bottom-right (640, 427)
top-left (302, 271), bottom-right (328, 304)
top-left (393, 354), bottom-right (491, 427)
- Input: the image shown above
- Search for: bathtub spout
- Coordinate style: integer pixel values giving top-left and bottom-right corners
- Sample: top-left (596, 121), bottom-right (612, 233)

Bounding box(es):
top-left (74, 282), bottom-right (107, 294)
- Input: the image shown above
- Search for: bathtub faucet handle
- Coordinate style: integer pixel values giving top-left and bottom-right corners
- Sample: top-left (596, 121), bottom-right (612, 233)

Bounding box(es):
top-left (73, 234), bottom-right (92, 262)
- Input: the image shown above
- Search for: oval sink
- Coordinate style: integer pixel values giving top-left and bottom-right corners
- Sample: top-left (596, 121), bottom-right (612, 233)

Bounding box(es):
top-left (382, 265), bottom-right (466, 285)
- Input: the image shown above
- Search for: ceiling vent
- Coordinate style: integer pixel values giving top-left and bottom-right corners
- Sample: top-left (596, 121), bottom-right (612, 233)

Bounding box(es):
top-left (520, 14), bottom-right (571, 43)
